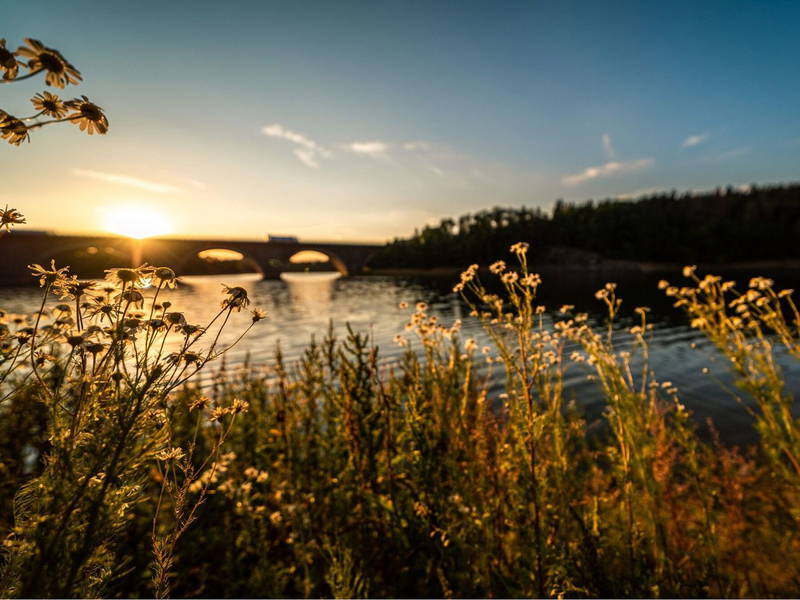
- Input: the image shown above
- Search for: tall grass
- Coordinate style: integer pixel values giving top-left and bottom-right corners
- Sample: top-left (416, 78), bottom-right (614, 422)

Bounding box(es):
top-left (0, 246), bottom-right (798, 597)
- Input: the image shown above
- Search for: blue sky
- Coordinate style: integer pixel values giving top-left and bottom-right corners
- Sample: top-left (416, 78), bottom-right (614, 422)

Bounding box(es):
top-left (3, 0), bottom-right (799, 241)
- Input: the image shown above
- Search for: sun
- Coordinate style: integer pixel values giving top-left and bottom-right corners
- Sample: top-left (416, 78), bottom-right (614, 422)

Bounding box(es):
top-left (104, 205), bottom-right (171, 239)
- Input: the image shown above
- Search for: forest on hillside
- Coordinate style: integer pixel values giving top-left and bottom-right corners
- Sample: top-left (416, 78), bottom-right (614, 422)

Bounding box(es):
top-left (369, 183), bottom-right (800, 269)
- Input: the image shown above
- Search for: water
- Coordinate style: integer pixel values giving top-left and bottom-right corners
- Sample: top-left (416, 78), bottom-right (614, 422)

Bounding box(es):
top-left (2, 271), bottom-right (798, 444)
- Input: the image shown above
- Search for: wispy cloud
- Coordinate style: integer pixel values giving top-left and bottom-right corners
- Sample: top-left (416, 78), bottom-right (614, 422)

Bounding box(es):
top-left (682, 132), bottom-right (710, 147)
top-left (262, 123), bottom-right (331, 168)
top-left (561, 158), bottom-right (654, 186)
top-left (602, 133), bottom-right (615, 159)
top-left (72, 169), bottom-right (182, 194)
top-left (346, 141), bottom-right (390, 157)
top-left (711, 146), bottom-right (751, 161)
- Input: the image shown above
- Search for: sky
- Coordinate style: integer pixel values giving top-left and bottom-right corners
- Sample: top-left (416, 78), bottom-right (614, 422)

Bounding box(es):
top-left (2, 0), bottom-right (799, 242)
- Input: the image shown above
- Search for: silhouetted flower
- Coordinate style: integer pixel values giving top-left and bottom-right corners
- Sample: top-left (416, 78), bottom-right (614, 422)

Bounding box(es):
top-left (105, 267), bottom-right (145, 286)
top-left (221, 285), bottom-right (250, 311)
top-left (28, 260), bottom-right (69, 287)
top-left (31, 91), bottom-right (67, 118)
top-left (250, 308), bottom-right (267, 323)
top-left (0, 113), bottom-right (29, 146)
top-left (55, 275), bottom-right (95, 299)
top-left (0, 205), bottom-right (26, 231)
top-left (16, 38), bottom-right (82, 88)
top-left (65, 95), bottom-right (108, 134)
top-left (154, 266), bottom-right (178, 288)
top-left (0, 39), bottom-right (20, 80)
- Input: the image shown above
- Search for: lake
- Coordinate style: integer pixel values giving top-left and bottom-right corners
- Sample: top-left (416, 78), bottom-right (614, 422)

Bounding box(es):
top-left (2, 270), bottom-right (798, 444)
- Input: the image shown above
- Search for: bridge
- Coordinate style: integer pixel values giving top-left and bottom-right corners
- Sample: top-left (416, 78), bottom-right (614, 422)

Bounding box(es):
top-left (0, 232), bottom-right (383, 285)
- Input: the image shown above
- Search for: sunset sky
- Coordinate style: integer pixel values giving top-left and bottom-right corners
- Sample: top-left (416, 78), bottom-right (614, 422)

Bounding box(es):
top-left (3, 0), bottom-right (799, 242)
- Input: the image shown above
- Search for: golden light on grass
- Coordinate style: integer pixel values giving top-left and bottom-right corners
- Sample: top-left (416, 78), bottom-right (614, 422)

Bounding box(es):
top-left (104, 205), bottom-right (171, 239)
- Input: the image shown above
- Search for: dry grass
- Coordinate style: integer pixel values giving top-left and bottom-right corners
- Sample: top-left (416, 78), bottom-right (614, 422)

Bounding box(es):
top-left (0, 245), bottom-right (798, 597)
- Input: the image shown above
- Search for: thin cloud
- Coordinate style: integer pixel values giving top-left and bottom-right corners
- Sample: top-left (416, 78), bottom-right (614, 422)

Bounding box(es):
top-left (712, 146), bottom-right (751, 161)
top-left (72, 169), bottom-right (182, 194)
top-left (561, 158), bottom-right (655, 186)
top-left (682, 132), bottom-right (710, 147)
top-left (602, 133), bottom-right (615, 159)
top-left (347, 141), bottom-right (390, 156)
top-left (262, 123), bottom-right (330, 168)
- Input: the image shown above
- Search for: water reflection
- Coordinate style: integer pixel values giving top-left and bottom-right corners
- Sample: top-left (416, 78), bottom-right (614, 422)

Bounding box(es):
top-left (1, 271), bottom-right (798, 444)
top-left (280, 272), bottom-right (341, 309)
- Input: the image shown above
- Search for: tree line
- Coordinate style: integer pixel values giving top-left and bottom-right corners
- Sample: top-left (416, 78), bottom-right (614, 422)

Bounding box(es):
top-left (369, 183), bottom-right (800, 268)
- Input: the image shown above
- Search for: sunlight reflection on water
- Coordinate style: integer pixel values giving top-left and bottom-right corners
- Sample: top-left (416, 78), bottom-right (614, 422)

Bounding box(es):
top-left (2, 272), bottom-right (797, 443)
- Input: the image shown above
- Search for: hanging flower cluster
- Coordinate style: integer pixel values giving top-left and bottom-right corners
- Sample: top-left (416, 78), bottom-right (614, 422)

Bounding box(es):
top-left (1, 37), bottom-right (108, 145)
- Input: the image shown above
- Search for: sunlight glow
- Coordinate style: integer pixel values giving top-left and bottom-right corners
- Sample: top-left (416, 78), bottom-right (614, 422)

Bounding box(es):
top-left (289, 250), bottom-right (330, 264)
top-left (104, 205), bottom-right (171, 239)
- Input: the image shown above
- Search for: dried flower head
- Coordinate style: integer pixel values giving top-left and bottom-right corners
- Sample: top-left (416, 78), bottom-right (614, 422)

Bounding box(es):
top-left (16, 38), bottom-right (82, 88)
top-left (0, 39), bottom-right (20, 80)
top-left (0, 205), bottom-right (26, 231)
top-left (30, 91), bottom-right (67, 118)
top-left (65, 95), bottom-right (108, 135)
top-left (105, 267), bottom-right (144, 286)
top-left (0, 113), bottom-right (29, 146)
top-left (153, 266), bottom-right (178, 288)
top-left (222, 285), bottom-right (250, 311)
top-left (251, 308), bottom-right (267, 323)
top-left (28, 260), bottom-right (69, 287)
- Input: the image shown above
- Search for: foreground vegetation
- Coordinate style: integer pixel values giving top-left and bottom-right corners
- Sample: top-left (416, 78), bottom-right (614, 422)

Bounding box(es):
top-left (371, 182), bottom-right (800, 269)
top-left (0, 243), bottom-right (799, 598)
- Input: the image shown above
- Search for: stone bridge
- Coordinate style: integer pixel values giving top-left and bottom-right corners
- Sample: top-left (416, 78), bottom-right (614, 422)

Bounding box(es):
top-left (0, 232), bottom-right (383, 285)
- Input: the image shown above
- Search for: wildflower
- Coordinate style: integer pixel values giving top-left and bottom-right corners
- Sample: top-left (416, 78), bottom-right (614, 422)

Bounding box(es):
top-left (153, 266), bottom-right (178, 288)
top-left (682, 265), bottom-right (697, 278)
top-left (65, 333), bottom-right (86, 348)
top-left (0, 113), bottom-right (29, 146)
top-left (464, 338), bottom-right (477, 352)
top-left (29, 260), bottom-right (69, 287)
top-left (55, 276), bottom-right (95, 299)
top-left (222, 285), bottom-right (250, 311)
top-left (521, 273), bottom-right (542, 287)
top-left (489, 260), bottom-right (506, 274)
top-left (105, 267), bottom-right (144, 286)
top-left (510, 241), bottom-right (529, 255)
top-left (501, 271), bottom-right (518, 285)
top-left (559, 305), bottom-right (574, 314)
top-left (164, 312), bottom-right (186, 326)
top-left (210, 407), bottom-right (228, 422)
top-left (452, 282), bottom-right (464, 293)
top-left (180, 323), bottom-right (203, 336)
top-left (182, 351), bottom-right (202, 365)
top-left (749, 276), bottom-right (773, 290)
top-left (250, 308), bottom-right (267, 323)
top-left (189, 396), bottom-right (211, 411)
top-left (778, 289), bottom-right (793, 298)
top-left (85, 342), bottom-right (105, 355)
top-left (658, 280), bottom-right (669, 290)
top-left (30, 91), bottom-right (67, 118)
top-left (415, 302), bottom-right (427, 312)
top-left (393, 334), bottom-right (407, 347)
top-left (398, 301), bottom-right (408, 309)
top-left (0, 205), bottom-right (26, 231)
top-left (156, 447), bottom-right (185, 462)
top-left (16, 38), bottom-right (81, 88)
top-left (65, 95), bottom-right (108, 134)
top-left (119, 289), bottom-right (145, 307)
top-left (459, 264), bottom-right (479, 284)
top-left (231, 398), bottom-right (249, 414)
top-left (0, 39), bottom-right (21, 80)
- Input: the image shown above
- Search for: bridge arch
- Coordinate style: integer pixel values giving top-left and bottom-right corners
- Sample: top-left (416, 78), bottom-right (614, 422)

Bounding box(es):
top-left (169, 245), bottom-right (265, 277)
top-left (288, 248), bottom-right (349, 276)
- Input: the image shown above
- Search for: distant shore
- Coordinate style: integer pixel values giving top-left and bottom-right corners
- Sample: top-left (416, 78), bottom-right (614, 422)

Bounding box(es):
top-left (368, 258), bottom-right (800, 279)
